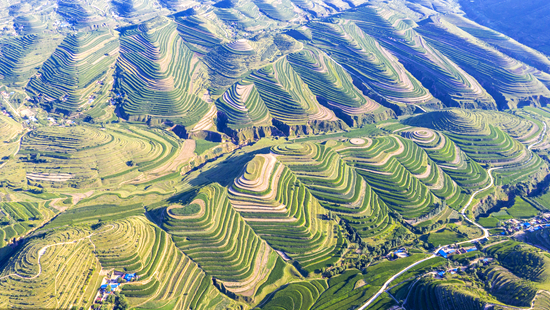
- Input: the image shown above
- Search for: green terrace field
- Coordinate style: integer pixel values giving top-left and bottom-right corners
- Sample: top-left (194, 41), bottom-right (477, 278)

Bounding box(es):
top-left (248, 57), bottom-right (346, 135)
top-left (56, 0), bottom-right (109, 28)
top-left (216, 79), bottom-right (274, 133)
top-left (405, 109), bottom-right (548, 185)
top-left (163, 184), bottom-right (280, 298)
top-left (228, 154), bottom-right (342, 273)
top-left (18, 124), bottom-right (189, 188)
top-left (115, 17), bottom-right (210, 127)
top-left (343, 6), bottom-right (497, 110)
top-left (336, 135), bottom-right (442, 220)
top-left (26, 29), bottom-right (118, 114)
top-left (405, 278), bottom-right (487, 310)
top-left (272, 142), bottom-right (397, 240)
top-left (0, 201), bottom-right (54, 246)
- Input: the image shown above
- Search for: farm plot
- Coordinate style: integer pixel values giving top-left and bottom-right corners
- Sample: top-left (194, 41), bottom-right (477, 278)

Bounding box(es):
top-left (26, 30), bottom-right (118, 114)
top-left (228, 154), bottom-right (341, 272)
top-left (0, 202), bottom-right (50, 246)
top-left (116, 17), bottom-right (210, 127)
top-left (163, 183), bottom-right (279, 297)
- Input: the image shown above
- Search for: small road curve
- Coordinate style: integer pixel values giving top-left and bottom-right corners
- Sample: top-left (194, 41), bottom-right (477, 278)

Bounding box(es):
top-left (359, 119), bottom-right (547, 309)
top-left (359, 167), bottom-right (500, 309)
top-left (0, 225), bottom-right (113, 281)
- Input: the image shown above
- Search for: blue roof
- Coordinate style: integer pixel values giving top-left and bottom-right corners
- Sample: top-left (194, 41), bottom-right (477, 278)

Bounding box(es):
top-left (466, 248), bottom-right (476, 252)
top-left (110, 284), bottom-right (119, 288)
top-left (437, 271), bottom-right (445, 276)
top-left (100, 284), bottom-right (108, 289)
top-left (438, 249), bottom-right (448, 258)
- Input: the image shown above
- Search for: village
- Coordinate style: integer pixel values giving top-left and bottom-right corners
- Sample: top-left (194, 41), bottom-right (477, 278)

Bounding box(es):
top-left (92, 271), bottom-right (137, 309)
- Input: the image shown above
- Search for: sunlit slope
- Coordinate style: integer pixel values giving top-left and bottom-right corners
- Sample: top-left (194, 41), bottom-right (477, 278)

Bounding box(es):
top-left (163, 184), bottom-right (278, 297)
top-left (115, 17), bottom-right (210, 126)
top-left (216, 79), bottom-right (273, 129)
top-left (249, 57), bottom-right (345, 134)
top-left (26, 30), bottom-right (118, 113)
top-left (228, 154), bottom-right (342, 272)
top-left (417, 16), bottom-right (550, 109)
top-left (287, 45), bottom-right (394, 126)
top-left (92, 216), bottom-right (235, 309)
top-left (19, 124), bottom-right (183, 187)
top-left (272, 142), bottom-right (396, 239)
top-left (0, 115), bottom-right (24, 160)
top-left (308, 19), bottom-right (437, 112)
top-left (336, 136), bottom-right (442, 219)
top-left (345, 6), bottom-right (496, 109)
top-left (0, 228), bottom-right (102, 310)
top-left (400, 127), bottom-right (490, 191)
top-left (405, 109), bottom-right (548, 184)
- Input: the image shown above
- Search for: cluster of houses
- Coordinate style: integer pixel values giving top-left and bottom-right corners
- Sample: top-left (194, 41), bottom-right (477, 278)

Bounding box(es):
top-left (504, 216), bottom-right (550, 234)
top-left (93, 272), bottom-right (137, 305)
top-left (437, 246), bottom-right (478, 259)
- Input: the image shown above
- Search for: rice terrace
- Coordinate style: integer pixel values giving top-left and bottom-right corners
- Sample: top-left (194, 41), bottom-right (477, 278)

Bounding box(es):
top-left (2, 0), bottom-right (550, 309)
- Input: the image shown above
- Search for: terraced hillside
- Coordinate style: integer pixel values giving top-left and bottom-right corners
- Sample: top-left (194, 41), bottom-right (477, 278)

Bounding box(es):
top-left (215, 79), bottom-right (279, 142)
top-left (400, 127), bottom-right (491, 191)
top-left (417, 16), bottom-right (550, 109)
top-left (405, 109), bottom-right (548, 185)
top-left (0, 115), bottom-right (24, 160)
top-left (345, 6), bottom-right (497, 110)
top-left (287, 46), bottom-right (394, 126)
top-left (0, 227), bottom-right (103, 309)
top-left (308, 19), bottom-right (438, 113)
top-left (272, 142), bottom-right (396, 240)
top-left (174, 13), bottom-right (226, 55)
top-left (249, 57), bottom-right (345, 135)
top-left (336, 136), bottom-right (441, 219)
top-left (92, 216), bottom-right (235, 309)
top-left (19, 124), bottom-right (184, 187)
top-left (163, 184), bottom-right (279, 297)
top-left (204, 37), bottom-right (300, 93)
top-left (0, 202), bottom-right (52, 247)
top-left (57, 0), bottom-right (109, 28)
top-left (405, 278), bottom-right (486, 310)
top-left (482, 266), bottom-right (537, 307)
top-left (111, 0), bottom-right (157, 21)
top-left (115, 17), bottom-right (210, 127)
top-left (486, 241), bottom-right (550, 284)
top-left (228, 154), bottom-right (342, 272)
top-left (26, 30), bottom-right (118, 114)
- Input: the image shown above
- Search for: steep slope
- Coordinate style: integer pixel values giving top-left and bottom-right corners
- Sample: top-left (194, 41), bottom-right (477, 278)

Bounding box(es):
top-left (26, 30), bottom-right (118, 113)
top-left (417, 16), bottom-right (550, 109)
top-left (228, 154), bottom-right (342, 272)
top-left (249, 57), bottom-right (345, 135)
top-left (309, 18), bottom-right (438, 114)
top-left (287, 45), bottom-right (394, 126)
top-left (115, 17), bottom-right (210, 127)
top-left (163, 184), bottom-right (279, 297)
top-left (345, 6), bottom-right (497, 109)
